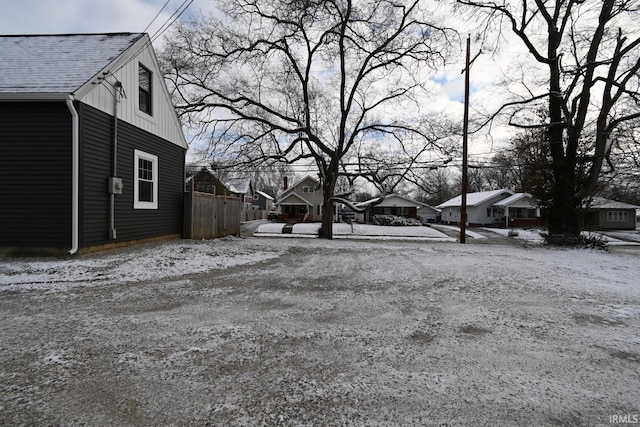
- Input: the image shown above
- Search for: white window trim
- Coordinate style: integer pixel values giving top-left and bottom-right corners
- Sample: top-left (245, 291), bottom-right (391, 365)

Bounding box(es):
top-left (134, 149), bottom-right (158, 209)
top-left (134, 61), bottom-right (157, 124)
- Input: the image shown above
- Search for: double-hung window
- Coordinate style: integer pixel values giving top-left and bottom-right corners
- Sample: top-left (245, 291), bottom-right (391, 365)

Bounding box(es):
top-left (138, 64), bottom-right (152, 115)
top-left (607, 211), bottom-right (628, 222)
top-left (134, 150), bottom-right (158, 209)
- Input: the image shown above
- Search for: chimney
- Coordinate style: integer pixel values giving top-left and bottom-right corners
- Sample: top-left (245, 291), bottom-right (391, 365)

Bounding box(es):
top-left (283, 176), bottom-right (288, 190)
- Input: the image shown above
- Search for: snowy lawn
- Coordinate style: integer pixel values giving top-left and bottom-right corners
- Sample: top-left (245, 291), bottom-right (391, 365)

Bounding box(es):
top-left (483, 227), bottom-right (546, 243)
top-left (255, 222), bottom-right (455, 240)
top-left (483, 227), bottom-right (640, 246)
top-left (1, 236), bottom-right (640, 425)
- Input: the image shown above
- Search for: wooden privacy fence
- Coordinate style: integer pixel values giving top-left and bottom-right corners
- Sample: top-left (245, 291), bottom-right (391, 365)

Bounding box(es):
top-left (184, 184), bottom-right (241, 240)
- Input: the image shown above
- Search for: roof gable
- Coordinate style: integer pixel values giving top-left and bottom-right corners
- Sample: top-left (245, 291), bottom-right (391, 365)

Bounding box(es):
top-left (279, 175), bottom-right (320, 198)
top-left (1, 33), bottom-right (188, 150)
top-left (278, 191), bottom-right (314, 206)
top-left (0, 33), bottom-right (144, 96)
top-left (492, 193), bottom-right (536, 208)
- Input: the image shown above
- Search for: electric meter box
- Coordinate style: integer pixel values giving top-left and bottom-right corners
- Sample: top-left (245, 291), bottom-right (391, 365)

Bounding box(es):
top-left (108, 177), bottom-right (123, 195)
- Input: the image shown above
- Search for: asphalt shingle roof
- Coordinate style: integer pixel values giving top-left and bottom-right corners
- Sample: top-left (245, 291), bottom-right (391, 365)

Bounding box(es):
top-left (0, 33), bottom-right (144, 95)
top-left (437, 189), bottom-right (513, 208)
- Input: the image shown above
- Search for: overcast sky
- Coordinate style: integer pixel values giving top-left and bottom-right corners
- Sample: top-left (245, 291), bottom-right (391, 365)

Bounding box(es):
top-left (1, 0), bottom-right (519, 162)
top-left (0, 0), bottom-right (217, 37)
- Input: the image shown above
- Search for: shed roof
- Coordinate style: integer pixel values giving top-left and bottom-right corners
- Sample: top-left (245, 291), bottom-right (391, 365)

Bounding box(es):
top-left (0, 33), bottom-right (144, 96)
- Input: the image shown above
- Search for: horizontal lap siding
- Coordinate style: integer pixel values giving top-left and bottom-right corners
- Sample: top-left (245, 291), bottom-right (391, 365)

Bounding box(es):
top-left (79, 104), bottom-right (185, 247)
top-left (0, 102), bottom-right (72, 248)
top-left (79, 103), bottom-right (112, 246)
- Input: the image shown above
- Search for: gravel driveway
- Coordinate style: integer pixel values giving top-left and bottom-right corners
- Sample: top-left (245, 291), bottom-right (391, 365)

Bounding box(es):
top-left (1, 237), bottom-right (639, 426)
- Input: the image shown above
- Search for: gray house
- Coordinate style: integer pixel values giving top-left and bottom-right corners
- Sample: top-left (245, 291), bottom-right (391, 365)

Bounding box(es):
top-left (253, 190), bottom-right (274, 212)
top-left (0, 33), bottom-right (188, 255)
top-left (583, 197), bottom-right (640, 231)
top-left (275, 175), bottom-right (325, 222)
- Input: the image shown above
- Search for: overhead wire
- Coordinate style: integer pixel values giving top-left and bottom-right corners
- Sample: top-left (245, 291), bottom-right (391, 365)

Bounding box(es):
top-left (143, 0), bottom-right (172, 34)
top-left (110, 0), bottom-right (195, 76)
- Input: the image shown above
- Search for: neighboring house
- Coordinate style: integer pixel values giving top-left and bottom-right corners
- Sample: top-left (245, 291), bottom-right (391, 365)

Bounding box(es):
top-left (187, 167), bottom-right (254, 210)
top-left (583, 197), bottom-right (640, 231)
top-left (417, 204), bottom-right (442, 224)
top-left (355, 193), bottom-right (440, 224)
top-left (225, 178), bottom-right (254, 211)
top-left (0, 33), bottom-right (188, 255)
top-left (492, 193), bottom-right (542, 228)
top-left (438, 189), bottom-right (540, 227)
top-left (187, 166), bottom-right (229, 194)
top-left (253, 190), bottom-right (274, 211)
top-left (275, 175), bottom-right (325, 222)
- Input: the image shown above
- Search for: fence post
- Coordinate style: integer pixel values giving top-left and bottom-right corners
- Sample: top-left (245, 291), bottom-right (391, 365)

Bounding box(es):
top-left (213, 186), bottom-right (217, 239)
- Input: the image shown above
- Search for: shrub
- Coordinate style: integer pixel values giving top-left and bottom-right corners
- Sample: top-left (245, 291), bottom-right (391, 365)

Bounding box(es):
top-left (541, 232), bottom-right (609, 250)
top-left (372, 214), bottom-right (422, 226)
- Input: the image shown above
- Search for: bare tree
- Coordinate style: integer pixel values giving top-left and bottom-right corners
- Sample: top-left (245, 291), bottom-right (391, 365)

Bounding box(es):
top-left (161, 0), bottom-right (456, 238)
top-left (414, 166), bottom-right (457, 205)
top-left (458, 0), bottom-right (640, 238)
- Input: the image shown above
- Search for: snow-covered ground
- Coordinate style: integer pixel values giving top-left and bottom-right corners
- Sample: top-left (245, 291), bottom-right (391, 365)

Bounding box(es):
top-left (256, 222), bottom-right (456, 240)
top-left (1, 236), bottom-right (639, 425)
top-left (257, 221), bottom-right (640, 246)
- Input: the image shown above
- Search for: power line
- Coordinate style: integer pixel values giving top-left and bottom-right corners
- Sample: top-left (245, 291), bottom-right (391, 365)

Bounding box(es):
top-left (148, 0), bottom-right (194, 45)
top-left (143, 0), bottom-right (172, 34)
top-left (110, 0), bottom-right (195, 76)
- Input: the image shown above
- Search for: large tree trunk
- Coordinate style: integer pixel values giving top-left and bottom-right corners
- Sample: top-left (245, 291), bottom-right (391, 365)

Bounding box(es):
top-left (321, 197), bottom-right (334, 239)
top-left (319, 162), bottom-right (338, 239)
top-left (546, 25), bottom-right (583, 238)
top-left (547, 175), bottom-right (581, 237)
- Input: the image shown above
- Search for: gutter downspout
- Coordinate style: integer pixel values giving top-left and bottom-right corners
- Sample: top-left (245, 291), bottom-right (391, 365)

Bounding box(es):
top-left (66, 95), bottom-right (79, 255)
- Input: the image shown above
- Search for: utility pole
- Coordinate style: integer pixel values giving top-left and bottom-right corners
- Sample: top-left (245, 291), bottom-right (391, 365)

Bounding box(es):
top-left (460, 35), bottom-right (480, 244)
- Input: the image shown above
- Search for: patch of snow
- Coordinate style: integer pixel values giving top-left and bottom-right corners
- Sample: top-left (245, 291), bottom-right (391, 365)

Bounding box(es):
top-left (597, 230), bottom-right (640, 244)
top-left (255, 223), bottom-right (455, 241)
top-left (432, 224), bottom-right (487, 239)
top-left (0, 238), bottom-right (285, 292)
top-left (483, 227), bottom-right (545, 243)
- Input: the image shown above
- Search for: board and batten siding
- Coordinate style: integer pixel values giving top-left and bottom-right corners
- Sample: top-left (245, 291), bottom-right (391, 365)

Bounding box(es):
top-left (0, 102), bottom-right (72, 248)
top-left (79, 104), bottom-right (185, 248)
top-left (77, 40), bottom-right (187, 151)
